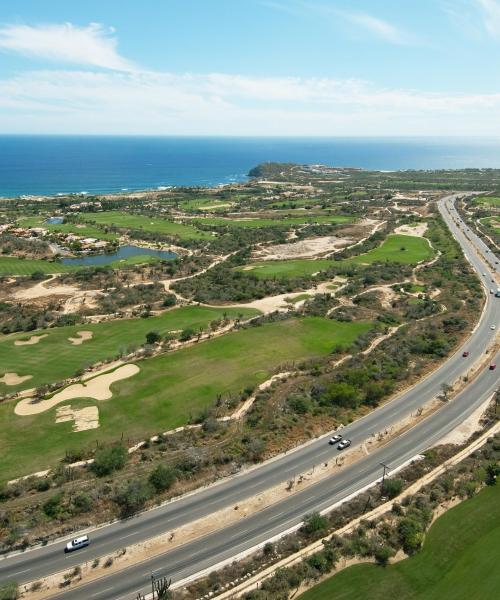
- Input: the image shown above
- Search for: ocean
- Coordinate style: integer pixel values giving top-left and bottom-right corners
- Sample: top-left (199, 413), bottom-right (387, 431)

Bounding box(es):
top-left (1, 135), bottom-right (500, 198)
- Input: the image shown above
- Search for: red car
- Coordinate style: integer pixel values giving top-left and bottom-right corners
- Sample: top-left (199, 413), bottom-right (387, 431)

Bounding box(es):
top-left (462, 351), bottom-right (469, 358)
top-left (490, 364), bottom-right (497, 371)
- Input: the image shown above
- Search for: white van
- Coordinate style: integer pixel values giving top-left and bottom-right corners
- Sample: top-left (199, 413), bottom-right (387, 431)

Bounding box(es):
top-left (65, 535), bottom-right (89, 553)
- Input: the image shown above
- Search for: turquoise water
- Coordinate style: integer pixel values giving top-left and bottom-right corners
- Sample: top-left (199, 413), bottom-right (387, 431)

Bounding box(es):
top-left (1, 136), bottom-right (500, 197)
top-left (61, 244), bottom-right (176, 267)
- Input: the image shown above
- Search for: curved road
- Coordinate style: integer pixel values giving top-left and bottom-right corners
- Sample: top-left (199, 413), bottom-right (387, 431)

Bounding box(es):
top-left (2, 194), bottom-right (499, 598)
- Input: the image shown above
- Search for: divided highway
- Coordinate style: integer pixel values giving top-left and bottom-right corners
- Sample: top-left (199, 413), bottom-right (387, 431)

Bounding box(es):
top-left (1, 195), bottom-right (498, 599)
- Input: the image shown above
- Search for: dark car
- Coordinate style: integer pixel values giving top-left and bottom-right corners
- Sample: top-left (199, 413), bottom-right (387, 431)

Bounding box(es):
top-left (462, 351), bottom-right (469, 357)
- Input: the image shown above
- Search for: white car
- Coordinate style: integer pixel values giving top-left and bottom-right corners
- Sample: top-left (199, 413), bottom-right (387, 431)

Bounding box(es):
top-left (491, 325), bottom-right (496, 330)
top-left (65, 535), bottom-right (89, 553)
top-left (329, 434), bottom-right (342, 445)
top-left (337, 439), bottom-right (352, 450)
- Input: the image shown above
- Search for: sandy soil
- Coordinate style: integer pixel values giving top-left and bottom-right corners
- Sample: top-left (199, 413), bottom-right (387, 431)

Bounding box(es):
top-left (220, 279), bottom-right (344, 314)
top-left (55, 405), bottom-right (99, 431)
top-left (14, 334), bottom-right (48, 346)
top-left (394, 222), bottom-right (428, 237)
top-left (12, 275), bottom-right (79, 300)
top-left (0, 372), bottom-right (33, 386)
top-left (437, 395), bottom-right (492, 446)
top-left (254, 235), bottom-right (352, 260)
top-left (68, 331), bottom-right (93, 345)
top-left (14, 364), bottom-right (140, 416)
top-left (357, 285), bottom-right (398, 309)
top-left (62, 290), bottom-right (102, 314)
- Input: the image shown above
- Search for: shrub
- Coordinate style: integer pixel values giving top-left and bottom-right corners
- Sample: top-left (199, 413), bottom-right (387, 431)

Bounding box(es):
top-left (91, 444), bottom-right (127, 477)
top-left (0, 582), bottom-right (18, 600)
top-left (114, 479), bottom-right (152, 516)
top-left (72, 493), bottom-right (93, 514)
top-left (301, 512), bottom-right (328, 536)
top-left (383, 478), bottom-right (404, 499)
top-left (148, 464), bottom-right (176, 493)
top-left (43, 492), bottom-right (64, 519)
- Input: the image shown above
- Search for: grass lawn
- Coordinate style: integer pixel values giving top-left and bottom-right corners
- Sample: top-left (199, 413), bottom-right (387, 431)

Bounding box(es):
top-left (0, 306), bottom-right (260, 393)
top-left (17, 217), bottom-right (118, 241)
top-left (193, 215), bottom-right (353, 229)
top-left (299, 483), bottom-right (500, 600)
top-left (0, 317), bottom-right (372, 481)
top-left (0, 253), bottom-right (169, 275)
top-left (285, 293), bottom-right (312, 303)
top-left (474, 196), bottom-right (500, 208)
top-left (82, 211), bottom-right (212, 240)
top-left (347, 234), bottom-right (434, 265)
top-left (236, 259), bottom-right (334, 279)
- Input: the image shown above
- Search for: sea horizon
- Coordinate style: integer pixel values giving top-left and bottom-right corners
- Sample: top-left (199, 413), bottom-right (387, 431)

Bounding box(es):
top-left (2, 135), bottom-right (500, 198)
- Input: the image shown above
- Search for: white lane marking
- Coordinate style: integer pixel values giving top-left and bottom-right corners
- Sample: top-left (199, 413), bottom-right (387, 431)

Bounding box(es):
top-left (91, 586), bottom-right (115, 597)
top-left (11, 568), bottom-right (30, 575)
top-left (118, 532), bottom-right (136, 540)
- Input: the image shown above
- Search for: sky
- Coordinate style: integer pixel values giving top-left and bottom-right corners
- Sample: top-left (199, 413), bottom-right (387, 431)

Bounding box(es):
top-left (1, 0), bottom-right (500, 136)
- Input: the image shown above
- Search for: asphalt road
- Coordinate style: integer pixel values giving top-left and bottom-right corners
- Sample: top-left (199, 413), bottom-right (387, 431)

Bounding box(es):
top-left (2, 194), bottom-right (499, 598)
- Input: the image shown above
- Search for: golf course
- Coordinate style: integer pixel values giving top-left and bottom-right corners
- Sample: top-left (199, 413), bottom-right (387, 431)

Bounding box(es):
top-left (0, 317), bottom-right (372, 481)
top-left (300, 483), bottom-right (500, 600)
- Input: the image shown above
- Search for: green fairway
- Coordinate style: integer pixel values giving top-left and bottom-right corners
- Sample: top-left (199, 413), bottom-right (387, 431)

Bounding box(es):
top-left (82, 211), bottom-right (212, 239)
top-left (0, 305), bottom-right (260, 393)
top-left (480, 216), bottom-right (500, 233)
top-left (475, 196), bottom-right (500, 207)
top-left (17, 217), bottom-right (118, 241)
top-left (299, 483), bottom-right (500, 600)
top-left (193, 215), bottom-right (353, 228)
top-left (348, 234), bottom-right (434, 265)
top-left (236, 259), bottom-right (334, 279)
top-left (0, 253), bottom-right (169, 275)
top-left (179, 198), bottom-right (234, 212)
top-left (0, 317), bottom-right (372, 481)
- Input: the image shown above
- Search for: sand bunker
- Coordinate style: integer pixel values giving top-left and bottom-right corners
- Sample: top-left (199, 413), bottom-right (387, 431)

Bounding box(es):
top-left (15, 364), bottom-right (140, 416)
top-left (14, 334), bottom-right (48, 346)
top-left (255, 235), bottom-right (352, 260)
top-left (0, 372), bottom-right (33, 386)
top-left (394, 223), bottom-right (428, 237)
top-left (56, 405), bottom-right (99, 432)
top-left (68, 331), bottom-right (93, 345)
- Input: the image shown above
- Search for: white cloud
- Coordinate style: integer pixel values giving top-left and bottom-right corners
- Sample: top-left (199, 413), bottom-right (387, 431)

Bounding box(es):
top-left (337, 10), bottom-right (409, 45)
top-left (475, 0), bottom-right (500, 36)
top-left (0, 22), bottom-right (134, 70)
top-left (1, 69), bottom-right (500, 135)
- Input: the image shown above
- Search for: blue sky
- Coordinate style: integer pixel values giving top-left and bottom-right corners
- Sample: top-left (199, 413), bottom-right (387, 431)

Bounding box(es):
top-left (1, 0), bottom-right (500, 135)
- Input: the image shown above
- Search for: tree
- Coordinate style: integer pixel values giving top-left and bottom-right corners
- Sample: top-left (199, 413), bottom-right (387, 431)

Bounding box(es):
top-left (397, 517), bottom-right (424, 554)
top-left (91, 444), bottom-right (127, 477)
top-left (485, 463), bottom-right (500, 486)
top-left (145, 330), bottom-right (161, 345)
top-left (374, 545), bottom-right (395, 565)
top-left (149, 464), bottom-right (176, 493)
top-left (323, 382), bottom-right (361, 409)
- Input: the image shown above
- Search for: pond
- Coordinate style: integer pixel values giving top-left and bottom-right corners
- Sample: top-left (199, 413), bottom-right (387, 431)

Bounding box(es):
top-left (45, 216), bottom-right (64, 224)
top-left (61, 244), bottom-right (177, 267)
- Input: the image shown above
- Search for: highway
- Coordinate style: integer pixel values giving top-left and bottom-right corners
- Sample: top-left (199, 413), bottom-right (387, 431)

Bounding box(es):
top-left (1, 194), bottom-right (499, 599)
